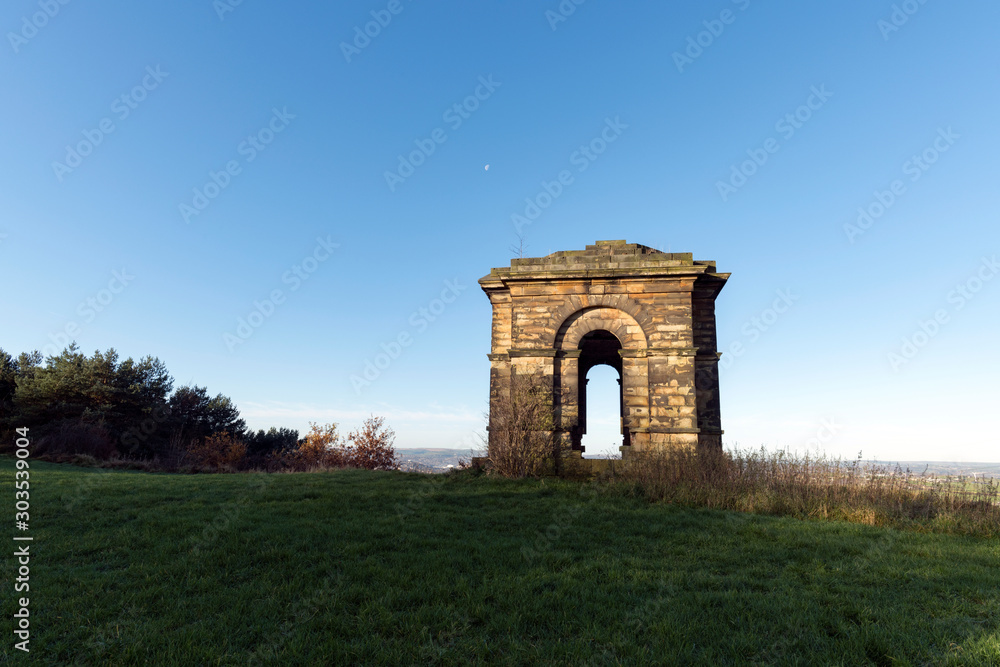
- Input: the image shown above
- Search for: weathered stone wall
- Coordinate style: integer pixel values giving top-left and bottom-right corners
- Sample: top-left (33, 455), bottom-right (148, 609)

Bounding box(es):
top-left (481, 240), bottom-right (728, 463)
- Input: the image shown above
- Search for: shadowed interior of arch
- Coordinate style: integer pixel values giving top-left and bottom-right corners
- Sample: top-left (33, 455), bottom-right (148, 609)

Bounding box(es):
top-left (578, 330), bottom-right (625, 458)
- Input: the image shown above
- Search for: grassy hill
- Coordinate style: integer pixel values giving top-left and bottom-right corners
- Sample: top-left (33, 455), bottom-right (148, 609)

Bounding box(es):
top-left (2, 458), bottom-right (998, 665)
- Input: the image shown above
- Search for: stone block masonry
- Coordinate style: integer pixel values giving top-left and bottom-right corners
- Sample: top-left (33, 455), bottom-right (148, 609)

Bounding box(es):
top-left (480, 240), bottom-right (729, 470)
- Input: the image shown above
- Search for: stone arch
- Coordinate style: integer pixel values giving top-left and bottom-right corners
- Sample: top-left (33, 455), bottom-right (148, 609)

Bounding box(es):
top-left (550, 306), bottom-right (650, 454)
top-left (542, 294), bottom-right (654, 350)
top-left (554, 305), bottom-right (648, 351)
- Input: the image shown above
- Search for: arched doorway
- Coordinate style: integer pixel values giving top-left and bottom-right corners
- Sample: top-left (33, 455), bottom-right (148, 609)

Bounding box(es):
top-left (575, 330), bottom-right (626, 456)
top-left (581, 365), bottom-right (623, 457)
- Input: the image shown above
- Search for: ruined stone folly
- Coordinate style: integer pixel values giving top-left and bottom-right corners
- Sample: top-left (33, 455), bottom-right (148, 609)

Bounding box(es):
top-left (480, 240), bottom-right (729, 463)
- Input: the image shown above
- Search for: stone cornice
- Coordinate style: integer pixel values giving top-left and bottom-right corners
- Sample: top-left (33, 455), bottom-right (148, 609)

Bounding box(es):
top-left (507, 349), bottom-right (558, 358)
top-left (505, 347), bottom-right (720, 359)
top-left (628, 427), bottom-right (702, 434)
top-left (620, 347), bottom-right (700, 358)
top-left (479, 266), bottom-right (729, 286)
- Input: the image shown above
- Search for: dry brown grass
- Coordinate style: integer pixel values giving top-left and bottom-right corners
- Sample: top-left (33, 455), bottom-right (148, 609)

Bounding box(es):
top-left (609, 446), bottom-right (1000, 536)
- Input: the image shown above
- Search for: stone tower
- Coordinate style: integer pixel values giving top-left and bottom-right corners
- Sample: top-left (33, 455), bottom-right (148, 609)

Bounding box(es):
top-left (480, 240), bottom-right (729, 461)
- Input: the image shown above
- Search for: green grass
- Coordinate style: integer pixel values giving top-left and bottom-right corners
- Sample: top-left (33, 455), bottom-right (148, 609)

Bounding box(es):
top-left (2, 458), bottom-right (998, 665)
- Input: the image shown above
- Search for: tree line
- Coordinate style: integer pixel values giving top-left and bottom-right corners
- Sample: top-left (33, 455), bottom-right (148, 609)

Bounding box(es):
top-left (0, 344), bottom-right (396, 471)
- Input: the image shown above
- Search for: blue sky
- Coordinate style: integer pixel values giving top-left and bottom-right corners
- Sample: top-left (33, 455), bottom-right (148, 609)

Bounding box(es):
top-left (2, 1), bottom-right (998, 461)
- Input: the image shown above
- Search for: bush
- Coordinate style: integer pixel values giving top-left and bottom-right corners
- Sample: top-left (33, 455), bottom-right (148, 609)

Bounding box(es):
top-left (32, 419), bottom-right (116, 460)
top-left (281, 422), bottom-right (343, 470)
top-left (347, 415), bottom-right (399, 471)
top-left (486, 372), bottom-right (561, 478)
top-left (186, 431), bottom-right (247, 470)
top-left (275, 418), bottom-right (398, 472)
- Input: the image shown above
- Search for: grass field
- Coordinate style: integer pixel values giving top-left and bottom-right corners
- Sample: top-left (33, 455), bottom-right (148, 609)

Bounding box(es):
top-left (2, 458), bottom-right (998, 665)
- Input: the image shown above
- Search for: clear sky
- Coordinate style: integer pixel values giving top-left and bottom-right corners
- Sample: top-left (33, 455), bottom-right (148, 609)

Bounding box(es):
top-left (2, 1), bottom-right (998, 462)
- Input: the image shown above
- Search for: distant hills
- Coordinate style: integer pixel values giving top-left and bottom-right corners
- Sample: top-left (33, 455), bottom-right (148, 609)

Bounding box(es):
top-left (396, 448), bottom-right (477, 472)
top-left (873, 461), bottom-right (1000, 478)
top-left (395, 450), bottom-right (1000, 478)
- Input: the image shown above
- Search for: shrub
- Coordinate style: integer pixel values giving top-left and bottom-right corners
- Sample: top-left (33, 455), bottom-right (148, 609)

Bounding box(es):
top-left (274, 418), bottom-right (399, 472)
top-left (32, 419), bottom-right (116, 460)
top-left (486, 372), bottom-right (562, 478)
top-left (273, 422), bottom-right (345, 471)
top-left (186, 431), bottom-right (247, 470)
top-left (347, 415), bottom-right (399, 471)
